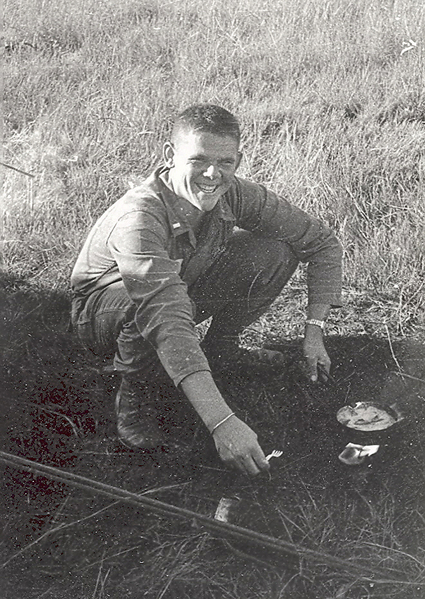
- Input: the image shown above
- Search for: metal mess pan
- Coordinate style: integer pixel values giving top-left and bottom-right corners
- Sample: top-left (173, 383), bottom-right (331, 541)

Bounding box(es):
top-left (336, 401), bottom-right (403, 432)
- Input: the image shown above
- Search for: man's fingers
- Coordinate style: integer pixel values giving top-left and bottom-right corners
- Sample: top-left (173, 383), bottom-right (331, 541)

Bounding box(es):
top-left (252, 448), bottom-right (270, 472)
top-left (240, 454), bottom-right (261, 476)
top-left (223, 449), bottom-right (269, 477)
top-left (317, 362), bottom-right (330, 382)
top-left (213, 418), bottom-right (269, 476)
top-left (217, 448), bottom-right (259, 476)
top-left (306, 357), bottom-right (318, 382)
top-left (306, 355), bottom-right (331, 383)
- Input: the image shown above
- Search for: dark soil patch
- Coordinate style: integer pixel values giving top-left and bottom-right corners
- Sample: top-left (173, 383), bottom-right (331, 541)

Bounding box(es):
top-left (1, 279), bottom-right (425, 598)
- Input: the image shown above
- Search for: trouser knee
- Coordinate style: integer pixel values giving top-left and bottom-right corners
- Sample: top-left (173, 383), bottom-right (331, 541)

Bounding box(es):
top-left (72, 284), bottom-right (137, 357)
top-left (190, 231), bottom-right (299, 321)
top-left (238, 234), bottom-right (299, 288)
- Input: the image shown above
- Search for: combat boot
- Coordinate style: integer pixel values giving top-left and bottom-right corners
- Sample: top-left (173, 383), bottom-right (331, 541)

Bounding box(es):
top-left (115, 377), bottom-right (165, 449)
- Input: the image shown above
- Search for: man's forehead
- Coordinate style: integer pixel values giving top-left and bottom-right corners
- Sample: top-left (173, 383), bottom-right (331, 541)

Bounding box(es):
top-left (172, 129), bottom-right (239, 152)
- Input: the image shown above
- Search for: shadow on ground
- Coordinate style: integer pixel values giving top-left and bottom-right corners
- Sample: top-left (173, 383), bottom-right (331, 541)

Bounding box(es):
top-left (1, 276), bottom-right (425, 598)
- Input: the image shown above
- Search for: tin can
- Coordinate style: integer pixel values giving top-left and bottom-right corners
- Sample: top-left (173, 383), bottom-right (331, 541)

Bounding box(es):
top-left (214, 496), bottom-right (241, 523)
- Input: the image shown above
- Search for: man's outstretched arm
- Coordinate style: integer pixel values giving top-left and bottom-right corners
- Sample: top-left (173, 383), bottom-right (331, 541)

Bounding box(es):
top-left (180, 370), bottom-right (270, 477)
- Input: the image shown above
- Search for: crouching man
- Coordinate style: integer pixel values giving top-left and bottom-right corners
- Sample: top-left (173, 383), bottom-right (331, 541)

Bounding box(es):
top-left (71, 104), bottom-right (342, 476)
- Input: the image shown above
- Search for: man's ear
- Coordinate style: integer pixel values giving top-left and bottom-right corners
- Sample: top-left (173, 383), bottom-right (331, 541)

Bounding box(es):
top-left (235, 151), bottom-right (243, 171)
top-left (163, 141), bottom-right (175, 167)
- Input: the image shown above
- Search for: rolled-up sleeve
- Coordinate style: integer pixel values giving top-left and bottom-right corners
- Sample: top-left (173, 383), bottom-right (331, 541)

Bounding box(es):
top-left (108, 210), bottom-right (210, 385)
top-left (231, 178), bottom-right (343, 307)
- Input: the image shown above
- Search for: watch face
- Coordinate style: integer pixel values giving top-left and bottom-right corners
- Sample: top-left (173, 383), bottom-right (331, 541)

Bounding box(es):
top-left (336, 402), bottom-right (402, 431)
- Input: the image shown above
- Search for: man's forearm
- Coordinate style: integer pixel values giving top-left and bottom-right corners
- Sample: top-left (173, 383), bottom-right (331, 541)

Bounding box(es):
top-left (180, 370), bottom-right (234, 433)
top-left (307, 303), bottom-right (331, 321)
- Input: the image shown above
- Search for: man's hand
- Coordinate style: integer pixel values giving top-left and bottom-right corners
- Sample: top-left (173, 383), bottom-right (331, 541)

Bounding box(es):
top-left (212, 416), bottom-right (270, 476)
top-left (303, 330), bottom-right (331, 383)
top-left (180, 370), bottom-right (270, 476)
top-left (304, 304), bottom-right (332, 383)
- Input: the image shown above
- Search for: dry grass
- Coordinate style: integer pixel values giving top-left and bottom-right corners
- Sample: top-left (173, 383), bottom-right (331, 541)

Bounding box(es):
top-left (2, 0), bottom-right (425, 597)
top-left (3, 0), bottom-right (425, 325)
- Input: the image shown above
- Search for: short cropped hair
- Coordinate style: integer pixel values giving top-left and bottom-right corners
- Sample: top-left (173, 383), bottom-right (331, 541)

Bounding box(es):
top-left (171, 104), bottom-right (241, 145)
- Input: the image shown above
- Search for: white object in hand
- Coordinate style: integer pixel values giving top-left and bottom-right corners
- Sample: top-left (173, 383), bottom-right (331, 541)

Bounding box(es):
top-left (265, 450), bottom-right (283, 461)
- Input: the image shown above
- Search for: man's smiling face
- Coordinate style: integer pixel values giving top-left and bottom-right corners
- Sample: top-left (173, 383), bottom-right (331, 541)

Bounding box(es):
top-left (163, 130), bottom-right (241, 212)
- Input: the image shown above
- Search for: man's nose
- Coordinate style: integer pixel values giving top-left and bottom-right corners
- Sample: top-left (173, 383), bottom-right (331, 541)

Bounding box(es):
top-left (203, 164), bottom-right (220, 179)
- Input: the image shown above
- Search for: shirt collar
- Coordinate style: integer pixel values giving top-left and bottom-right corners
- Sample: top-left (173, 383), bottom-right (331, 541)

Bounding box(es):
top-left (142, 167), bottom-right (188, 238)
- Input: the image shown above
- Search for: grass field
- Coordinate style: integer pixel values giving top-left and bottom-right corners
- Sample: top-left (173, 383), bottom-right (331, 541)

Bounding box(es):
top-left (2, 0), bottom-right (425, 597)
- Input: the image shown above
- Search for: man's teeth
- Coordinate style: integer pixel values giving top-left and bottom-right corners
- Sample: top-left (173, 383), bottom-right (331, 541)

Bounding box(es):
top-left (198, 184), bottom-right (218, 193)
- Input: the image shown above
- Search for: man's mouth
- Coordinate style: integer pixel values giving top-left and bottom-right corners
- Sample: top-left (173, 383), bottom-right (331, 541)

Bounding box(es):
top-left (196, 183), bottom-right (219, 194)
